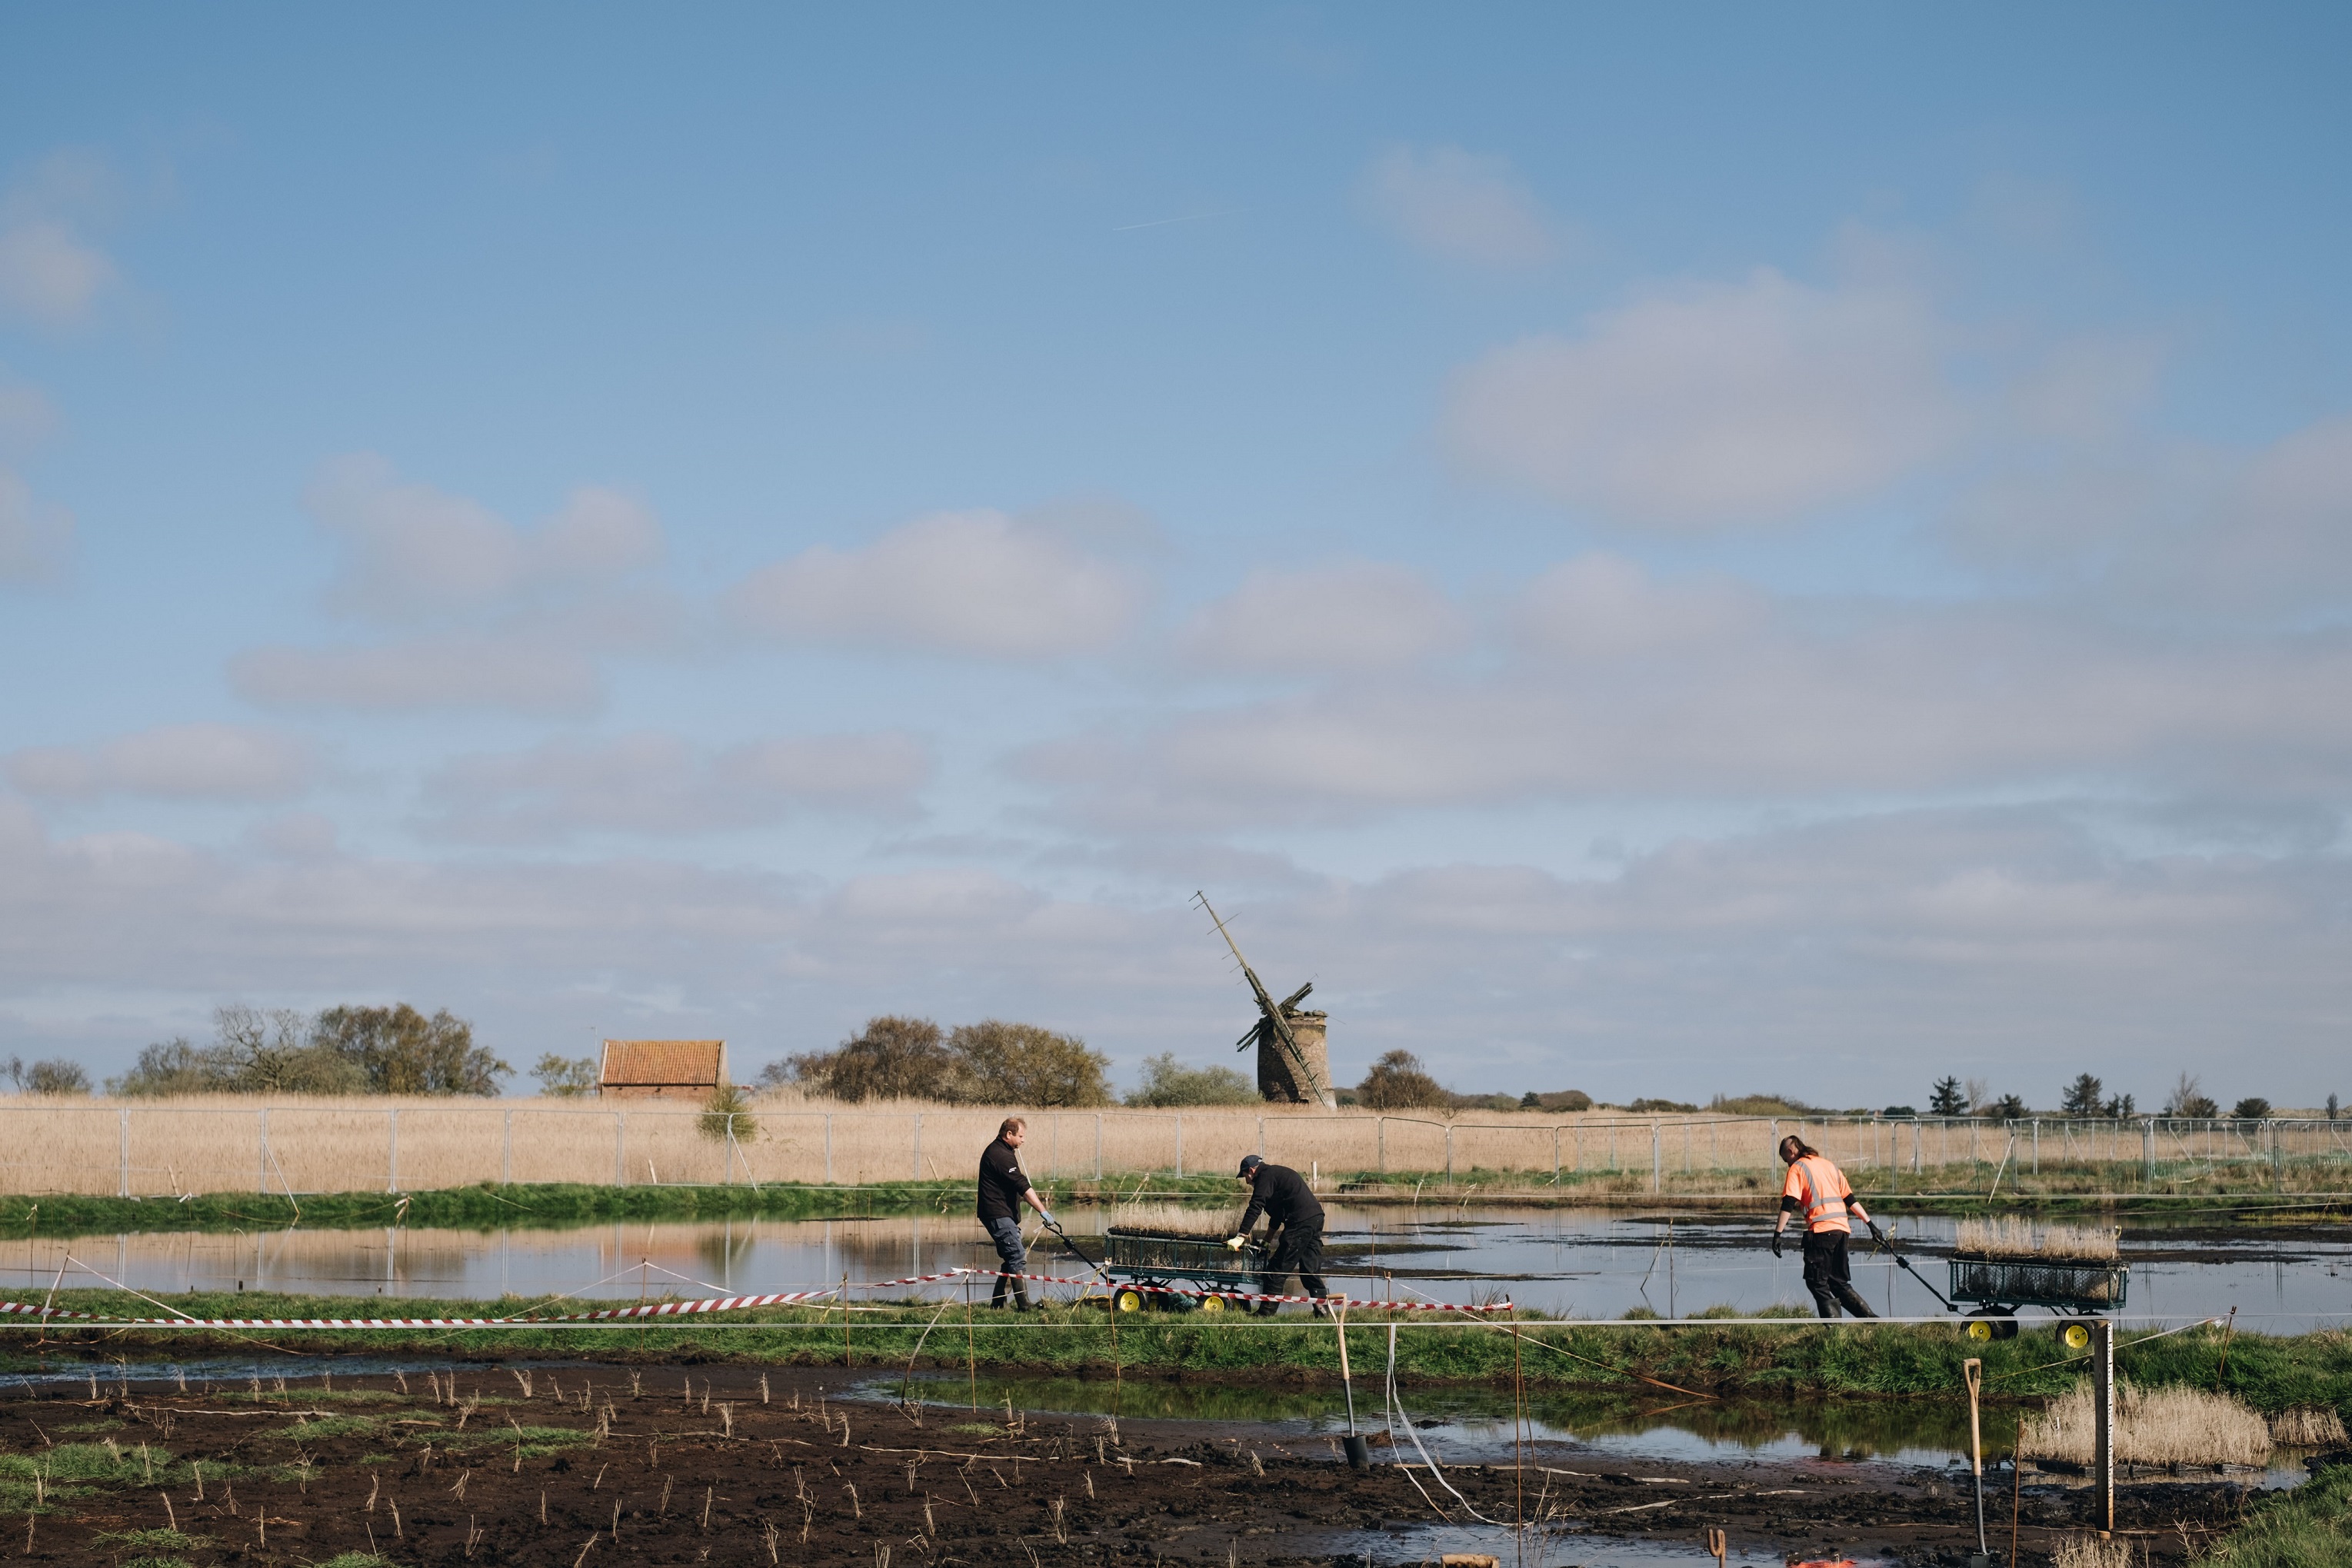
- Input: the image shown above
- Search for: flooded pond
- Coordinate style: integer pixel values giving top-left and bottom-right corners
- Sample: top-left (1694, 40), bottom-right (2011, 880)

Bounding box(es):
top-left (7, 1206), bottom-right (2349, 1328)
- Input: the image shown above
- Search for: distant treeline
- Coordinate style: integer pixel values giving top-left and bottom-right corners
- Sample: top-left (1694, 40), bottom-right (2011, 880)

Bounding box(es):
top-left (105, 1004), bottom-right (508, 1097)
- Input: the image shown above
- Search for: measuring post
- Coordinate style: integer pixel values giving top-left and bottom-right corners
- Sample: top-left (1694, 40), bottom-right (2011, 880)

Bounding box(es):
top-left (2093, 1319), bottom-right (2115, 1535)
top-left (1651, 1123), bottom-right (1662, 1193)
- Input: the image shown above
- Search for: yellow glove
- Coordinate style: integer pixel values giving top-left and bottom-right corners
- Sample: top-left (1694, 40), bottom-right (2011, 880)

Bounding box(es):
top-left (1224, 1234), bottom-right (1248, 1251)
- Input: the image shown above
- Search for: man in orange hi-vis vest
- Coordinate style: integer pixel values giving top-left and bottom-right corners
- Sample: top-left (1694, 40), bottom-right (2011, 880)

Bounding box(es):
top-left (1771, 1134), bottom-right (1878, 1318)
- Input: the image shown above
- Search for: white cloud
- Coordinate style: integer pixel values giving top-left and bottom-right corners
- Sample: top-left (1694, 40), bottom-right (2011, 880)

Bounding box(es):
top-left (7, 724), bottom-right (313, 802)
top-left (0, 151), bottom-right (123, 327)
top-left (417, 731), bottom-right (931, 842)
top-left (2149, 413), bottom-right (2352, 617)
top-left (2, 800), bottom-right (2346, 1104)
top-left (0, 375), bottom-right (59, 455)
top-left (305, 454), bottom-right (662, 621)
top-left (1513, 554), bottom-right (1764, 658)
top-left (0, 464), bottom-right (74, 581)
top-left (231, 459), bottom-right (673, 713)
top-left (1944, 411), bottom-right (2352, 617)
top-left (232, 635), bottom-right (602, 714)
top-left (2007, 334), bottom-right (2166, 444)
top-left (1357, 145), bottom-right (1560, 268)
top-left (1026, 555), bottom-right (2352, 828)
top-left (728, 508), bottom-right (1143, 658)
top-left (1177, 561), bottom-right (1464, 672)
top-left (0, 222), bottom-right (115, 325)
top-left (1444, 268), bottom-right (1964, 528)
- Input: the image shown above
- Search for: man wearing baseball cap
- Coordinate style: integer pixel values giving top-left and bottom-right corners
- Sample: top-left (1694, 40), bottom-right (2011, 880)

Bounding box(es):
top-left (1226, 1154), bottom-right (1328, 1316)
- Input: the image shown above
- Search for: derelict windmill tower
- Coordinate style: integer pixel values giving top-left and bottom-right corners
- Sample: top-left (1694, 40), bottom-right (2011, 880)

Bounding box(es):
top-left (1194, 891), bottom-right (1336, 1110)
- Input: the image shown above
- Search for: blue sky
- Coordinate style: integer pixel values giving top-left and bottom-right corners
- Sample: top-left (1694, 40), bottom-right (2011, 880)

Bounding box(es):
top-left (3, 5), bottom-right (2348, 1109)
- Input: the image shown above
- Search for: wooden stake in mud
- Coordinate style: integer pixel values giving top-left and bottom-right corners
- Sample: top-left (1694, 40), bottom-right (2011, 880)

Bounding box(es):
top-left (1962, 1357), bottom-right (1987, 1561)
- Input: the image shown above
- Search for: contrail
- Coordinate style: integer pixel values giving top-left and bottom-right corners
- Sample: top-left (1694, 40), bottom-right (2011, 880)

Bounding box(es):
top-left (1112, 208), bottom-right (1241, 232)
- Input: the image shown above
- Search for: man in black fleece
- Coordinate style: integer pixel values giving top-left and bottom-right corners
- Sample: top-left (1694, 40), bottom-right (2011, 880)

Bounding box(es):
top-left (977, 1117), bottom-right (1055, 1311)
top-left (1227, 1154), bottom-right (1328, 1316)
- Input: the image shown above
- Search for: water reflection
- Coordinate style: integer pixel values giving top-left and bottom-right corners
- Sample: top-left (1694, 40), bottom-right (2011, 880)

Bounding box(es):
top-left (886, 1370), bottom-right (1981, 1466)
top-left (4, 1207), bottom-right (2346, 1327)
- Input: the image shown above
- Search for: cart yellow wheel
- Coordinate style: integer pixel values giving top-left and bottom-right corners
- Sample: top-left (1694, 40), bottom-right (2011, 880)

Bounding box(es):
top-left (1114, 1288), bottom-right (1146, 1313)
top-left (1198, 1293), bottom-right (1227, 1313)
top-left (2060, 1321), bottom-right (2092, 1350)
top-left (1967, 1318), bottom-right (1994, 1341)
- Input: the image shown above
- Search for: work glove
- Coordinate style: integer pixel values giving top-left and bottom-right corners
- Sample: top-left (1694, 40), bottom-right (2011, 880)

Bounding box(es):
top-left (1037, 1210), bottom-right (1056, 1228)
top-left (1224, 1234), bottom-right (1248, 1252)
top-left (1770, 1230), bottom-right (1784, 1259)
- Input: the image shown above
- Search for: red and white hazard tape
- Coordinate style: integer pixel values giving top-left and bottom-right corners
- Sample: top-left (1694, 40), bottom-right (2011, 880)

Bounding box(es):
top-left (0, 1265), bottom-right (1504, 1330)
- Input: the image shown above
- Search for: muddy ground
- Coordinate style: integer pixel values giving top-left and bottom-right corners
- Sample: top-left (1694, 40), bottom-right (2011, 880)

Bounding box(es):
top-left (0, 1361), bottom-right (2269, 1565)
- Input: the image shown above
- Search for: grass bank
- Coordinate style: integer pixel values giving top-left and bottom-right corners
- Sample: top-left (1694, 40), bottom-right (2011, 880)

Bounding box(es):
top-left (5, 1165), bottom-right (2348, 1240)
top-left (0, 1179), bottom-right (974, 1236)
top-left (4, 1288), bottom-right (2347, 1417)
top-left (2200, 1459), bottom-right (2352, 1566)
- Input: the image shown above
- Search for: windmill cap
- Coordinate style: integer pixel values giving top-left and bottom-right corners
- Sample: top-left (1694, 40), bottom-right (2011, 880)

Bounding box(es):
top-left (1237, 1154), bottom-right (1263, 1176)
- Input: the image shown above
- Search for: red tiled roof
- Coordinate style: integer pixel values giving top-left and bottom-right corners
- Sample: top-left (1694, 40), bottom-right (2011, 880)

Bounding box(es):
top-left (599, 1039), bottom-right (728, 1087)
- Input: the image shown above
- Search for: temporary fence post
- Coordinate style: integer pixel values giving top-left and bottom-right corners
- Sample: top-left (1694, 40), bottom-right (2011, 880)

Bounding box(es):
top-left (825, 1114), bottom-right (834, 1183)
top-left (1651, 1123), bottom-right (1661, 1193)
top-left (1174, 1114), bottom-right (1184, 1179)
top-left (1094, 1113), bottom-right (1102, 1179)
top-left (724, 1114), bottom-right (735, 1185)
top-left (2270, 1120), bottom-right (2283, 1182)
top-left (1913, 1121), bottom-right (1922, 1174)
top-left (1551, 1127), bottom-right (1561, 1183)
top-left (386, 1108), bottom-right (397, 1193)
top-left (2092, 1320), bottom-right (2115, 1535)
top-left (1378, 1117), bottom-right (1385, 1175)
top-left (1257, 1115), bottom-right (1264, 1158)
top-left (501, 1110), bottom-right (512, 1186)
top-left (1444, 1124), bottom-right (1454, 1189)
top-left (914, 1113), bottom-right (922, 1183)
top-left (2143, 1120), bottom-right (2155, 1183)
top-left (614, 1112), bottom-right (624, 1187)
top-left (258, 1108), bottom-right (268, 1194)
top-left (2031, 1119), bottom-right (2040, 1176)
top-left (117, 1105), bottom-right (129, 1197)
top-left (1048, 1115), bottom-right (1058, 1177)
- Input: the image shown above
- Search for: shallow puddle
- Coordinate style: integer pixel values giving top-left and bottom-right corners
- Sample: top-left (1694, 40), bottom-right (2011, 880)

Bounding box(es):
top-left (880, 1370), bottom-right (1982, 1469)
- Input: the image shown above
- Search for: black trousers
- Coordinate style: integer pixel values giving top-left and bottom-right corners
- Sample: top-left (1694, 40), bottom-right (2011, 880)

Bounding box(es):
top-left (1258, 1221), bottom-right (1328, 1305)
top-left (1801, 1229), bottom-right (1875, 1319)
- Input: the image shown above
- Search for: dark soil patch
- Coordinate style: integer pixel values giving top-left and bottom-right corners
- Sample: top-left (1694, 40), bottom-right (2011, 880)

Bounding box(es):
top-left (0, 1362), bottom-right (2267, 1564)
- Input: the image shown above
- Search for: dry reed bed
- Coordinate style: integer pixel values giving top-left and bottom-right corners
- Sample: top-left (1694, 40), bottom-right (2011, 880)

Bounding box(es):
top-left (1954, 1217), bottom-right (2120, 1260)
top-left (2, 1092), bottom-right (2346, 1198)
top-left (2267, 1407), bottom-right (2347, 1446)
top-left (2020, 1383), bottom-right (2272, 1468)
top-left (2051, 1534), bottom-right (2138, 1568)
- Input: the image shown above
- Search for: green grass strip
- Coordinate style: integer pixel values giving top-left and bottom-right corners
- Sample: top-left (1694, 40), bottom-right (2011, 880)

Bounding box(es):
top-left (5, 1287), bottom-right (2348, 1414)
